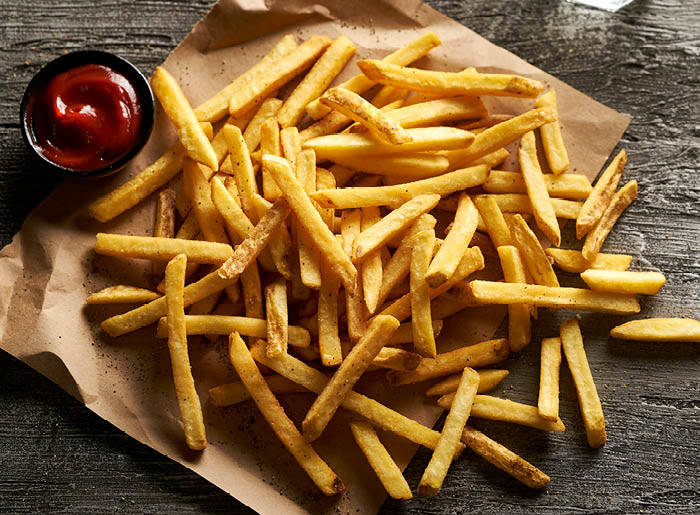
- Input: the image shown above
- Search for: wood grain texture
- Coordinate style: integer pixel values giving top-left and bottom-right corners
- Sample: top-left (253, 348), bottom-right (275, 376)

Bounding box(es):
top-left (0, 0), bottom-right (698, 513)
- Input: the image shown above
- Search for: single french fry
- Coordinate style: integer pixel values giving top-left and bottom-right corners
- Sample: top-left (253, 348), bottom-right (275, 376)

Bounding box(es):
top-left (94, 234), bottom-right (233, 265)
top-left (322, 153), bottom-right (449, 180)
top-left (329, 164), bottom-right (356, 187)
top-left (227, 333), bottom-right (344, 495)
top-left (183, 159), bottom-right (228, 244)
top-left (240, 262), bottom-right (263, 319)
top-left (426, 194), bottom-right (478, 289)
top-left (438, 394), bottom-right (565, 431)
top-left (311, 165), bottom-right (488, 210)
top-left (319, 88), bottom-right (411, 145)
top-left (164, 254), bottom-right (206, 450)
top-left (357, 60), bottom-right (544, 98)
top-left (265, 279), bottom-right (288, 358)
top-left (461, 426), bottom-right (550, 489)
top-left (210, 176), bottom-right (255, 241)
top-left (582, 180), bottom-right (638, 261)
top-left (152, 67), bottom-right (217, 170)
top-left (349, 421), bottom-right (412, 500)
top-left (302, 315), bottom-right (400, 441)
top-left (318, 244), bottom-right (342, 366)
top-left (497, 246), bottom-right (532, 352)
top-left (295, 150), bottom-right (322, 289)
top-left (299, 110), bottom-right (355, 143)
top-left (536, 89), bottom-right (569, 174)
top-left (467, 280), bottom-right (641, 315)
top-left (361, 207), bottom-right (384, 314)
top-left (260, 117), bottom-right (283, 201)
top-left (341, 211), bottom-right (368, 341)
top-left (371, 347), bottom-right (422, 371)
top-left (223, 125), bottom-right (259, 219)
top-left (377, 214), bottom-right (437, 309)
top-left (264, 155), bottom-right (357, 291)
top-left (229, 35), bottom-right (332, 115)
top-left (440, 108), bottom-right (555, 171)
top-left (388, 338), bottom-right (510, 386)
top-left (457, 114), bottom-right (514, 130)
top-left (426, 369), bottom-right (509, 396)
top-left (510, 214), bottom-right (559, 287)
top-left (242, 98), bottom-right (283, 152)
top-left (519, 131), bottom-right (561, 246)
top-left (545, 248), bottom-right (632, 274)
top-left (581, 269), bottom-right (666, 295)
top-left (209, 375), bottom-right (308, 407)
top-left (473, 194), bottom-right (512, 248)
top-left (152, 189), bottom-right (176, 276)
top-left (538, 337), bottom-right (562, 421)
top-left (484, 170), bottom-right (592, 199)
top-left (458, 194), bottom-right (582, 220)
top-left (369, 85), bottom-right (408, 109)
top-left (250, 194), bottom-right (294, 280)
top-left (419, 367), bottom-right (479, 497)
top-left (410, 229), bottom-right (437, 357)
top-left (315, 167), bottom-right (336, 229)
top-left (353, 194), bottom-right (441, 263)
top-left (86, 285), bottom-right (161, 304)
top-left (87, 122), bottom-right (212, 222)
top-left (577, 149), bottom-right (627, 239)
top-left (194, 34), bottom-right (297, 122)
top-left (389, 320), bottom-right (443, 345)
top-left (155, 315), bottom-right (310, 348)
top-left (280, 126), bottom-right (302, 172)
top-left (277, 35), bottom-right (356, 128)
top-left (306, 32), bottom-right (441, 120)
top-left (249, 341), bottom-right (456, 452)
top-left (560, 318), bottom-right (606, 448)
top-left (610, 318), bottom-right (700, 342)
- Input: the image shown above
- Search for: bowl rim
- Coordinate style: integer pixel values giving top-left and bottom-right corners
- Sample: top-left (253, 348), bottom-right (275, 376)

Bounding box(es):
top-left (19, 49), bottom-right (155, 178)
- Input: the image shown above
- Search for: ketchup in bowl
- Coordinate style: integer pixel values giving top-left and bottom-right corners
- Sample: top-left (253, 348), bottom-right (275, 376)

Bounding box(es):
top-left (21, 51), bottom-right (154, 177)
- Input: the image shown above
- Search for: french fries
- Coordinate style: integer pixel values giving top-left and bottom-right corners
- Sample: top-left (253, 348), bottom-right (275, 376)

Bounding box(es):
top-left (536, 89), bottom-right (569, 174)
top-left (326, 153), bottom-right (449, 179)
top-left (208, 375), bottom-right (308, 407)
top-left (580, 269), bottom-right (666, 295)
top-left (318, 250), bottom-right (342, 366)
top-left (510, 214), bottom-right (560, 287)
top-left (497, 246), bottom-right (532, 352)
top-left (265, 279), bottom-right (288, 357)
top-left (243, 97), bottom-right (283, 152)
top-left (410, 229), bottom-right (437, 357)
top-left (86, 285), bottom-right (160, 304)
top-left (425, 369), bottom-right (509, 396)
top-left (576, 149), bottom-right (626, 239)
top-left (361, 207), bottom-right (383, 314)
top-left (483, 169), bottom-right (592, 199)
top-left (95, 234), bottom-right (233, 264)
top-left (560, 318), bottom-right (606, 448)
top-left (610, 318), bottom-right (700, 342)
top-left (152, 189), bottom-right (176, 276)
top-left (474, 195), bottom-right (512, 248)
top-left (537, 337), bottom-right (562, 421)
top-left (545, 248), bottom-right (632, 274)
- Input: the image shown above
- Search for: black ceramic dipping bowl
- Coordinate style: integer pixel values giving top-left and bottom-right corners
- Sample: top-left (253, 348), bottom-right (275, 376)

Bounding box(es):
top-left (19, 50), bottom-right (155, 178)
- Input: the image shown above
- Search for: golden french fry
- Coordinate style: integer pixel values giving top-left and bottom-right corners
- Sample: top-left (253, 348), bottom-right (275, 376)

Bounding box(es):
top-left (302, 315), bottom-right (400, 441)
top-left (87, 122), bottom-right (212, 222)
top-left (152, 189), bottom-right (176, 276)
top-left (510, 214), bottom-right (559, 287)
top-left (223, 125), bottom-right (259, 220)
top-left (277, 35), bottom-right (356, 128)
top-left (264, 155), bottom-right (357, 291)
top-left (239, 263), bottom-right (263, 318)
top-left (440, 108), bottom-right (555, 170)
top-left (94, 233), bottom-right (232, 265)
top-left (229, 35), bottom-right (332, 115)
top-left (227, 333), bottom-right (344, 495)
top-left (152, 67), bottom-right (218, 170)
top-left (312, 165), bottom-right (487, 210)
top-left (86, 285), bottom-right (161, 304)
top-left (280, 126), bottom-right (302, 172)
top-left (242, 98), bottom-right (283, 152)
top-left (425, 369), bottom-right (509, 396)
top-left (322, 153), bottom-right (449, 180)
top-left (260, 117), bottom-right (283, 201)
top-left (410, 229), bottom-right (437, 357)
top-left (164, 254), bottom-right (207, 450)
top-left (388, 338), bottom-right (510, 386)
top-left (560, 318), bottom-right (606, 448)
top-left (349, 421), bottom-right (412, 500)
top-left (582, 180), bottom-right (638, 261)
top-left (353, 194), bottom-right (441, 263)
top-left (519, 131), bottom-right (561, 246)
top-left (250, 194), bottom-right (294, 280)
top-left (473, 195), bottom-right (512, 248)
top-left (426, 194), bottom-right (478, 289)
top-left (389, 320), bottom-right (443, 345)
top-left (357, 60), bottom-right (544, 98)
top-left (419, 367), bottom-right (479, 497)
top-left (306, 32), bottom-right (441, 119)
top-left (457, 114), bottom-right (513, 130)
top-left (361, 207), bottom-right (383, 314)
top-left (538, 337), bottom-right (562, 421)
top-left (318, 247), bottom-right (342, 366)
top-left (484, 170), bottom-right (591, 199)
top-left (295, 150), bottom-right (322, 289)
top-left (545, 248), bottom-right (632, 274)
top-left (299, 110), bottom-right (355, 142)
top-left (368, 85), bottom-right (408, 109)
top-left (210, 176), bottom-right (255, 241)
top-left (468, 280), bottom-right (640, 315)
top-left (371, 347), bottom-right (422, 371)
top-left (581, 269), bottom-right (665, 295)
top-left (536, 89), bottom-right (569, 174)
top-left (315, 167), bottom-right (336, 229)
top-left (209, 375), bottom-right (308, 407)
top-left (341, 212), bottom-right (368, 341)
top-left (319, 88), bottom-right (411, 144)
top-left (577, 149), bottom-right (627, 239)
top-left (183, 159), bottom-right (228, 244)
top-left (610, 318), bottom-right (700, 342)
top-left (439, 394), bottom-right (565, 431)
top-left (265, 279), bottom-right (288, 358)
top-left (461, 426), bottom-right (550, 489)
top-left (329, 164), bottom-right (356, 187)
top-left (497, 246), bottom-right (532, 352)
top-left (155, 315), bottom-right (310, 348)
top-left (194, 34), bottom-right (297, 122)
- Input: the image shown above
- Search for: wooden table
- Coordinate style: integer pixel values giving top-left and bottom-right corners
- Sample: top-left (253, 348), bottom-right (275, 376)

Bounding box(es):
top-left (1, 1), bottom-right (698, 512)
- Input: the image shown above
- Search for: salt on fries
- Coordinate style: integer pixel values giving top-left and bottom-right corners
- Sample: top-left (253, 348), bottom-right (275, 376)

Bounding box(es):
top-left (82, 28), bottom-right (685, 500)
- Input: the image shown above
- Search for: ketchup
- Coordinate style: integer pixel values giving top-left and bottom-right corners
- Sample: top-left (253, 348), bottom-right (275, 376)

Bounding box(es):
top-left (30, 64), bottom-right (142, 171)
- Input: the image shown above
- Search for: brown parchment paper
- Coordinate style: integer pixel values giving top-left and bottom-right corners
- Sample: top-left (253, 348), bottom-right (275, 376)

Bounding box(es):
top-left (0, 1), bottom-right (629, 513)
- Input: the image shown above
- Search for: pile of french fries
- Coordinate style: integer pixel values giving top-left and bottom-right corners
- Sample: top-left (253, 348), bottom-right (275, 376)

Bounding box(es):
top-left (85, 30), bottom-right (700, 499)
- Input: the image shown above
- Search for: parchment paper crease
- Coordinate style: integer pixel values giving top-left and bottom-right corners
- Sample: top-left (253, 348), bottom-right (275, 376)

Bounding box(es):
top-left (0, 1), bottom-right (629, 513)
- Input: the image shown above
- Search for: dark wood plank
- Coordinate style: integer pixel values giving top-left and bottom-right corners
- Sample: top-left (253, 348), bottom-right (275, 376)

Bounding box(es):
top-left (0, 1), bottom-right (698, 513)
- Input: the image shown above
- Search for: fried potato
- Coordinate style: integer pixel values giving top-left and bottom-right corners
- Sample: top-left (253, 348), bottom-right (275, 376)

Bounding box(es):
top-left (260, 117), bottom-right (283, 201)
top-left (243, 98), bottom-right (283, 152)
top-left (473, 195), bottom-right (512, 248)
top-left (497, 246), bottom-right (532, 352)
top-left (425, 369), bottom-right (509, 396)
top-left (86, 285), bottom-right (161, 304)
top-left (318, 248), bottom-right (342, 366)
top-left (484, 170), bottom-right (591, 199)
top-left (223, 125), bottom-right (259, 221)
top-left (536, 89), bottom-right (569, 174)
top-left (580, 269), bottom-right (665, 295)
top-left (210, 176), bottom-right (255, 241)
top-left (209, 375), bottom-right (308, 407)
top-left (610, 318), bottom-right (700, 342)
top-left (537, 337), bottom-right (562, 421)
top-left (295, 150), bottom-right (322, 289)
top-left (545, 248), bottom-right (632, 273)
top-left (410, 229), bottom-right (437, 357)
top-left (361, 207), bottom-right (383, 314)
top-left (250, 194), bottom-right (294, 280)
top-left (183, 159), bottom-right (228, 244)
top-left (341, 210), bottom-right (368, 341)
top-left (94, 234), bottom-right (233, 264)
top-left (152, 189), bottom-right (176, 276)
top-left (322, 153), bottom-right (449, 179)
top-left (577, 149), bottom-right (627, 239)
top-left (390, 320), bottom-right (443, 345)
top-left (265, 279), bottom-right (288, 358)
top-left (510, 214), bottom-right (559, 287)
